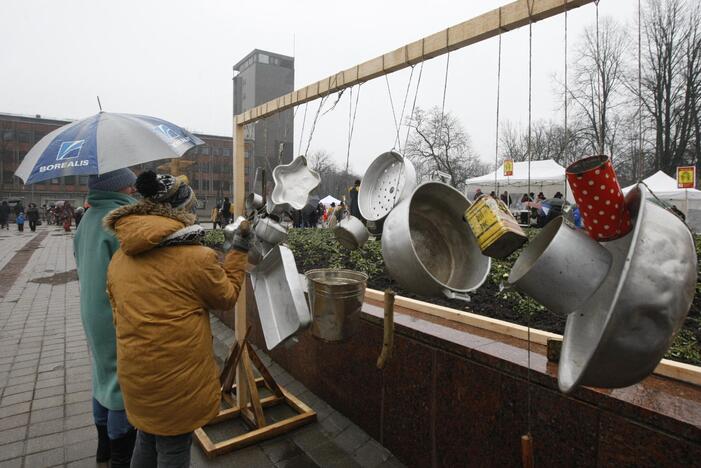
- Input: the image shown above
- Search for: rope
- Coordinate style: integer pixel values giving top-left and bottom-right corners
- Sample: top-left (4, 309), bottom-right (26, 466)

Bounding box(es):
top-left (394, 66), bottom-right (416, 152)
top-left (438, 52), bottom-right (451, 141)
top-left (526, 0), bottom-right (535, 439)
top-left (564, 5), bottom-right (569, 200)
top-left (494, 25), bottom-right (503, 194)
top-left (638, 0), bottom-right (643, 181)
top-left (297, 102), bottom-right (308, 156)
top-left (403, 61), bottom-right (424, 151)
top-left (304, 95), bottom-right (328, 156)
top-left (595, 0), bottom-right (603, 155)
top-left (385, 75), bottom-right (400, 148)
top-left (345, 84), bottom-right (362, 174)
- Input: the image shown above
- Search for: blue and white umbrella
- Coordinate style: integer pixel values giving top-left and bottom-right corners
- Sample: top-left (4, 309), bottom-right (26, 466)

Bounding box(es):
top-left (15, 112), bottom-right (205, 184)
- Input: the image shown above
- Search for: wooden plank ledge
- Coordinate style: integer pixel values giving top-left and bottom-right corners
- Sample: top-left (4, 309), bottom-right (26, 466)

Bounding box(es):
top-left (364, 288), bottom-right (701, 387)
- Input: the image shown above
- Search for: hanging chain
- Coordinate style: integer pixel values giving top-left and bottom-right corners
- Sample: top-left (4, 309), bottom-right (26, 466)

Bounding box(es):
top-left (494, 20), bottom-right (503, 195)
top-left (403, 61), bottom-right (424, 151)
top-left (297, 102), bottom-right (309, 156)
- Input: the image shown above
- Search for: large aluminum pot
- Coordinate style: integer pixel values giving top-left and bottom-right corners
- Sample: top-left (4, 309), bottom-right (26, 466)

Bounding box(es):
top-left (305, 269), bottom-right (368, 342)
top-left (508, 217), bottom-right (612, 316)
top-left (333, 215), bottom-right (370, 250)
top-left (358, 151), bottom-right (417, 222)
top-left (382, 182), bottom-right (491, 300)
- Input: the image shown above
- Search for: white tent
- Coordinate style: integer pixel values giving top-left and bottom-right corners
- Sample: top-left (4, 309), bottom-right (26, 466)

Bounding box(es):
top-left (622, 170), bottom-right (701, 232)
top-left (465, 159), bottom-right (573, 206)
top-left (319, 195), bottom-right (341, 206)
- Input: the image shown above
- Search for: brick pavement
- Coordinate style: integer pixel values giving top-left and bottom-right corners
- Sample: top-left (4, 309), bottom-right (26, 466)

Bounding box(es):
top-left (0, 225), bottom-right (404, 467)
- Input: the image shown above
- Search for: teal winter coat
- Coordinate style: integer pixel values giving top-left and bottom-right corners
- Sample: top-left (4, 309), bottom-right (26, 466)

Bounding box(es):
top-left (74, 190), bottom-right (135, 410)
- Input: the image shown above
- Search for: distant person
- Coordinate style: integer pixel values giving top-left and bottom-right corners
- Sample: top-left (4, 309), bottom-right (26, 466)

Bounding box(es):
top-left (473, 188), bottom-right (483, 200)
top-left (349, 180), bottom-right (363, 221)
top-left (0, 201), bottom-right (10, 230)
top-left (62, 202), bottom-right (75, 232)
top-left (211, 204), bottom-right (221, 229)
top-left (26, 203), bottom-right (39, 232)
top-left (13, 201), bottom-right (24, 217)
top-left (489, 191), bottom-right (497, 199)
top-left (74, 207), bottom-right (85, 227)
top-left (326, 202), bottom-right (336, 227)
top-left (537, 192), bottom-right (546, 201)
top-left (221, 197), bottom-right (232, 225)
top-left (15, 211), bottom-right (25, 232)
top-left (554, 192), bottom-right (563, 199)
top-left (74, 169), bottom-right (138, 467)
top-left (500, 191), bottom-right (512, 206)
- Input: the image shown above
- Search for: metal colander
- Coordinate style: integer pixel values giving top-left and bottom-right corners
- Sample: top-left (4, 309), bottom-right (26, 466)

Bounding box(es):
top-left (358, 151), bottom-right (417, 222)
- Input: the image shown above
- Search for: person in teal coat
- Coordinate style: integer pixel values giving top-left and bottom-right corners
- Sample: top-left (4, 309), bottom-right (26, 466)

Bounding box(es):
top-left (74, 169), bottom-right (137, 467)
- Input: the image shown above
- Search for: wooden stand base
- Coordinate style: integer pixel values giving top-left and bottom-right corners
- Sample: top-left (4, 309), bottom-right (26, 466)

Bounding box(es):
top-left (195, 332), bottom-right (316, 457)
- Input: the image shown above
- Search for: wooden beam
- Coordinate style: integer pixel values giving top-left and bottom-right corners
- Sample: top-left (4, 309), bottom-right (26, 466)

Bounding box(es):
top-left (235, 0), bottom-right (595, 126)
top-left (363, 289), bottom-right (701, 387)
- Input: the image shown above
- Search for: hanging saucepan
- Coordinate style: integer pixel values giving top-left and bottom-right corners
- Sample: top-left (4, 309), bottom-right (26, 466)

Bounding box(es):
top-left (381, 182), bottom-right (491, 301)
top-left (358, 151), bottom-right (417, 222)
top-left (333, 215), bottom-right (370, 250)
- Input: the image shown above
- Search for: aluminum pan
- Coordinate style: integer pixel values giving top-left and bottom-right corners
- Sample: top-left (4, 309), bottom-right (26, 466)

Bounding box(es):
top-left (250, 245), bottom-right (311, 350)
top-left (270, 156), bottom-right (321, 210)
top-left (558, 185), bottom-right (697, 392)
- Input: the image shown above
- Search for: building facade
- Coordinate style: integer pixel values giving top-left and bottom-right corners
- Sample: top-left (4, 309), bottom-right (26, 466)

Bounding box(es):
top-left (233, 49), bottom-right (294, 194)
top-left (0, 112), bottom-right (232, 215)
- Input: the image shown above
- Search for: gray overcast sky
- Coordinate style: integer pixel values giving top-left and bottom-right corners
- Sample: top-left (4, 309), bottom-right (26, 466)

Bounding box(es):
top-left (2, 0), bottom-right (638, 175)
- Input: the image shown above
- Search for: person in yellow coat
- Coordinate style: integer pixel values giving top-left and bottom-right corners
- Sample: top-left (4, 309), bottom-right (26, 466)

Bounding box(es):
top-left (104, 171), bottom-right (250, 467)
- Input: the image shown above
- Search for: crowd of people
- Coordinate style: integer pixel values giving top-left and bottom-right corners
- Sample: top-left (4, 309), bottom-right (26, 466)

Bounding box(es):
top-left (0, 200), bottom-right (85, 233)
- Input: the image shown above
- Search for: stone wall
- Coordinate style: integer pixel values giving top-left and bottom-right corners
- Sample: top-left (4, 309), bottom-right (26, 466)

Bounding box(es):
top-left (215, 280), bottom-right (701, 467)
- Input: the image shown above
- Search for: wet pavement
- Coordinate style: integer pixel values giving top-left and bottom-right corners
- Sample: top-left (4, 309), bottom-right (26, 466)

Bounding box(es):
top-left (0, 226), bottom-right (404, 467)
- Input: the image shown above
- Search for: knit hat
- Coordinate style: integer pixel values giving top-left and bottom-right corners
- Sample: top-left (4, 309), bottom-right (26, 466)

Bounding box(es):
top-left (135, 170), bottom-right (195, 210)
top-left (88, 169), bottom-right (137, 192)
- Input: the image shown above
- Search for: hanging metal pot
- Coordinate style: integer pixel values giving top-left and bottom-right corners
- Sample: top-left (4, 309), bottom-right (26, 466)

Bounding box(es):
top-left (333, 215), bottom-right (370, 250)
top-left (381, 182), bottom-right (491, 301)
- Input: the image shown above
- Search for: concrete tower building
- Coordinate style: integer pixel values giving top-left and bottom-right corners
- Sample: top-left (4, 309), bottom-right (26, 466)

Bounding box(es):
top-left (233, 49), bottom-right (294, 193)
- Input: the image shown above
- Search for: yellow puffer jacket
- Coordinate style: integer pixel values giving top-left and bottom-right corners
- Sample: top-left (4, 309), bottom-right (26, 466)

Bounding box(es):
top-left (104, 201), bottom-right (246, 436)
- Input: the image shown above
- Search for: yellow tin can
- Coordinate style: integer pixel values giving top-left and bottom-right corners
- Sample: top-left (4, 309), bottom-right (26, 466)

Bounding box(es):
top-left (465, 196), bottom-right (528, 259)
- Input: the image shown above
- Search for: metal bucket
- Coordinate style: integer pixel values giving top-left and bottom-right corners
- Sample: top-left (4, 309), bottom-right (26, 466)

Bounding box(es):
top-left (305, 269), bottom-right (368, 342)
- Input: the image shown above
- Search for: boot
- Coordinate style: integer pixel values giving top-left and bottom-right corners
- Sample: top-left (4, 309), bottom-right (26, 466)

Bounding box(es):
top-left (110, 429), bottom-right (137, 468)
top-left (95, 424), bottom-right (110, 463)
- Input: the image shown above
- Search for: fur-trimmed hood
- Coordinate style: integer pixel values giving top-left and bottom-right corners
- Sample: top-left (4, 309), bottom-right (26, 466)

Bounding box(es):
top-left (104, 200), bottom-right (198, 256)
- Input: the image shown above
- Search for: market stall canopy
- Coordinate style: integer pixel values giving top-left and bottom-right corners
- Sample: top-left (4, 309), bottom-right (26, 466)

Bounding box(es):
top-left (319, 195), bottom-right (341, 206)
top-left (622, 170), bottom-right (701, 232)
top-left (465, 159), bottom-right (573, 204)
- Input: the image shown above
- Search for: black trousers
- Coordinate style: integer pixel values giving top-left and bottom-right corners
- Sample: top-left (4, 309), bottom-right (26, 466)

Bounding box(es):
top-left (29, 220), bottom-right (37, 232)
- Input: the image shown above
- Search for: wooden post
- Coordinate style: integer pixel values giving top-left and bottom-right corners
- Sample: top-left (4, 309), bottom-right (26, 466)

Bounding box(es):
top-left (233, 122), bottom-right (249, 409)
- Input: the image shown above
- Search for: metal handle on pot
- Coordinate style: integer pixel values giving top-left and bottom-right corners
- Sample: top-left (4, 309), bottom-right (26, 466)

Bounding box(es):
top-left (442, 289), bottom-right (471, 302)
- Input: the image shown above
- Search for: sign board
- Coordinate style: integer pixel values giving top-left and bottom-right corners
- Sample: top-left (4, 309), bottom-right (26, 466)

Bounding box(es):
top-left (504, 159), bottom-right (514, 177)
top-left (677, 166), bottom-right (696, 189)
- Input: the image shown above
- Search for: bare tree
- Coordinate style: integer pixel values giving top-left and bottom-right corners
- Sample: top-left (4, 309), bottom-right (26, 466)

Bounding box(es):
top-left (307, 149), bottom-right (359, 201)
top-left (404, 106), bottom-right (487, 191)
top-left (498, 119), bottom-right (590, 168)
top-left (640, 0), bottom-right (701, 174)
top-left (567, 17), bottom-right (630, 158)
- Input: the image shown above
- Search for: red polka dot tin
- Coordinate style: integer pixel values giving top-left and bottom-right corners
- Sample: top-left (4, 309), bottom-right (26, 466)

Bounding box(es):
top-left (566, 155), bottom-right (632, 241)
